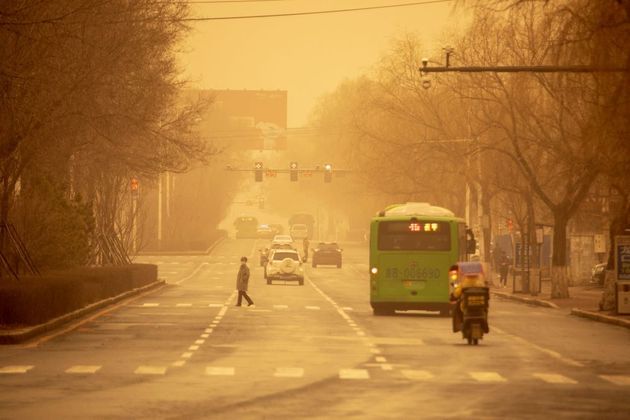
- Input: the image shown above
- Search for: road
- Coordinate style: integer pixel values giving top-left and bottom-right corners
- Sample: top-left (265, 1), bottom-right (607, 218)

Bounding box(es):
top-left (1, 238), bottom-right (629, 419)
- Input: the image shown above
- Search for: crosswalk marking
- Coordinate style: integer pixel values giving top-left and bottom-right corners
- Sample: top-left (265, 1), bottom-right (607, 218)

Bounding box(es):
top-left (273, 305), bottom-right (289, 309)
top-left (208, 303), bottom-right (223, 308)
top-left (375, 356), bottom-right (387, 363)
top-left (181, 352), bottom-right (193, 359)
top-left (142, 303), bottom-right (159, 307)
top-left (134, 366), bottom-right (167, 375)
top-left (206, 367), bottom-right (235, 376)
top-left (176, 303), bottom-right (192, 307)
top-left (342, 307), bottom-right (354, 311)
top-left (274, 367), bottom-right (304, 378)
top-left (339, 369), bottom-right (370, 380)
top-left (469, 371), bottom-right (507, 383)
top-left (66, 365), bottom-right (101, 374)
top-left (533, 373), bottom-right (577, 384)
top-left (401, 370), bottom-right (434, 380)
top-left (305, 306), bottom-right (320, 310)
top-left (0, 365), bottom-right (33, 374)
top-left (172, 361), bottom-right (186, 367)
top-left (599, 375), bottom-right (630, 386)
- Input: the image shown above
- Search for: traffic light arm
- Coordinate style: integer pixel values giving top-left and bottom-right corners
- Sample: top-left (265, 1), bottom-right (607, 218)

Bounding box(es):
top-left (419, 64), bottom-right (630, 73)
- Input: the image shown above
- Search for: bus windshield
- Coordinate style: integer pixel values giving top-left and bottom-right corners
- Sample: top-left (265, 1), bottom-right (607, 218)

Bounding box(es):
top-left (377, 221), bottom-right (451, 251)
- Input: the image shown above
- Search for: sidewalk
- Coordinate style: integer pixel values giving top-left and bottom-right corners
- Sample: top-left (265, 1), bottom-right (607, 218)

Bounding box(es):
top-left (490, 275), bottom-right (630, 329)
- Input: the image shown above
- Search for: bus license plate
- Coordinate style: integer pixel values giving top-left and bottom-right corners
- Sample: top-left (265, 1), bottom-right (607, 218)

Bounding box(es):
top-left (403, 280), bottom-right (412, 288)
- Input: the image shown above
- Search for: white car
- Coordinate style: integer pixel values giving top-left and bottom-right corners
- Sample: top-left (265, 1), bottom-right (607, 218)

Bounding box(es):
top-left (289, 224), bottom-right (309, 240)
top-left (265, 248), bottom-right (304, 286)
top-left (271, 234), bottom-right (294, 246)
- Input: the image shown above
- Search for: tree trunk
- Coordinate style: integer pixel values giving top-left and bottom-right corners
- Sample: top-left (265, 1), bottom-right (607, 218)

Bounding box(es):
top-left (551, 211), bottom-right (570, 298)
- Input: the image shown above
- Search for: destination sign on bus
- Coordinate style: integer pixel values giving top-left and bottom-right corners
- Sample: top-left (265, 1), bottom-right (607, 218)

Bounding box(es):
top-left (408, 222), bottom-right (439, 232)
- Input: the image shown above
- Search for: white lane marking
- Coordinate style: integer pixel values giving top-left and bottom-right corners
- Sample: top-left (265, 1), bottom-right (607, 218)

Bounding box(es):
top-left (533, 373), bottom-right (578, 384)
top-left (211, 321), bottom-right (219, 325)
top-left (273, 305), bottom-right (289, 309)
top-left (356, 331), bottom-right (366, 336)
top-left (172, 360), bottom-right (186, 367)
top-left (339, 369), bottom-right (370, 380)
top-left (189, 345), bottom-right (200, 351)
top-left (0, 365), bottom-right (34, 374)
top-left (205, 328), bottom-right (214, 333)
top-left (195, 339), bottom-right (205, 345)
top-left (66, 365), bottom-right (101, 374)
top-left (218, 306), bottom-right (228, 317)
top-left (135, 366), bottom-right (167, 375)
top-left (469, 371), bottom-right (507, 383)
top-left (274, 367), bottom-right (305, 378)
top-left (206, 366), bottom-right (235, 376)
top-left (493, 326), bottom-right (584, 367)
top-left (208, 303), bottom-right (223, 308)
top-left (370, 349), bottom-right (382, 354)
top-left (305, 306), bottom-right (320, 310)
top-left (348, 323), bottom-right (357, 327)
top-left (181, 352), bottom-right (193, 359)
top-left (176, 303), bottom-right (192, 307)
top-left (342, 307), bottom-right (354, 311)
top-left (380, 364), bottom-right (393, 371)
top-left (142, 303), bottom-right (159, 307)
top-left (375, 356), bottom-right (387, 363)
top-left (402, 370), bottom-right (434, 380)
top-left (201, 334), bottom-right (209, 338)
top-left (174, 262), bottom-right (210, 285)
top-left (600, 375), bottom-right (630, 386)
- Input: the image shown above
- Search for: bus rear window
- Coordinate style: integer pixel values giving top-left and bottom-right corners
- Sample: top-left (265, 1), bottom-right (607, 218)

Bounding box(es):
top-left (378, 221), bottom-right (451, 251)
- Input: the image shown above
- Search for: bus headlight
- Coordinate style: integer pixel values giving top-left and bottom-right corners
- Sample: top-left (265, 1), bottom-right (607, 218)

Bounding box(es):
top-left (371, 267), bottom-right (378, 274)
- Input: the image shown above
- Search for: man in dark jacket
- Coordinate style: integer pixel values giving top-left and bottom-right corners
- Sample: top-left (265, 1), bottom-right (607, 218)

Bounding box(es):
top-left (236, 256), bottom-right (254, 306)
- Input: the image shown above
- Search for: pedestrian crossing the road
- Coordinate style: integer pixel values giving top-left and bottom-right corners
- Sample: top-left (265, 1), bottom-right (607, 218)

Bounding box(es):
top-left (1, 364), bottom-right (628, 387)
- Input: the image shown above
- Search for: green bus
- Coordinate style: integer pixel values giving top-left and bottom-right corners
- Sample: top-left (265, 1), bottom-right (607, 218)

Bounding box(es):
top-left (369, 202), bottom-right (475, 316)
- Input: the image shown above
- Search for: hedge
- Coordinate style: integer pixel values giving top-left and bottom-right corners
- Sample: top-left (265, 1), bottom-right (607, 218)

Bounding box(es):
top-left (0, 264), bottom-right (157, 326)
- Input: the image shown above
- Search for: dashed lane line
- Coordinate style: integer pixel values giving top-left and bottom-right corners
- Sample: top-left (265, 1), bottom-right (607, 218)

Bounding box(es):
top-left (339, 369), bottom-right (370, 380)
top-left (134, 366), bottom-right (167, 375)
top-left (469, 371), bottom-right (508, 383)
top-left (599, 375), bottom-right (630, 386)
top-left (533, 373), bottom-right (578, 384)
top-left (274, 367), bottom-right (305, 378)
top-left (206, 367), bottom-right (235, 376)
top-left (174, 262), bottom-right (210, 285)
top-left (0, 366), bottom-right (33, 374)
top-left (66, 365), bottom-right (101, 374)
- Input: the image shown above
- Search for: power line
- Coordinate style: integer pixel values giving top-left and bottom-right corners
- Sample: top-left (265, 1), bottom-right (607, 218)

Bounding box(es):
top-left (182, 0), bottom-right (454, 21)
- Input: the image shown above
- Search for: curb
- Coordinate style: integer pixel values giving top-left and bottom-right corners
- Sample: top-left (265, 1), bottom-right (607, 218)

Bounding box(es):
top-left (134, 235), bottom-right (226, 257)
top-left (491, 290), bottom-right (559, 309)
top-left (0, 280), bottom-right (166, 345)
top-left (570, 308), bottom-right (630, 330)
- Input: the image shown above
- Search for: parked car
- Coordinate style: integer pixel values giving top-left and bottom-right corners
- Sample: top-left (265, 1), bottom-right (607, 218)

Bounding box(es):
top-left (311, 242), bottom-right (343, 268)
top-left (289, 223), bottom-right (309, 240)
top-left (591, 263), bottom-right (606, 285)
top-left (265, 248), bottom-right (304, 285)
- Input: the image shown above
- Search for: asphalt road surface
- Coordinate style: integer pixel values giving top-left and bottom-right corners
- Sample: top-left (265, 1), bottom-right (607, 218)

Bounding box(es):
top-left (1, 239), bottom-right (629, 419)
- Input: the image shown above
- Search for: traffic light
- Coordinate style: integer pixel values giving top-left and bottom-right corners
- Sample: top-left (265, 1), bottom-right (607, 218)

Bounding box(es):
top-left (323, 163), bottom-right (332, 183)
top-left (290, 161), bottom-right (298, 182)
top-left (254, 161), bottom-right (263, 182)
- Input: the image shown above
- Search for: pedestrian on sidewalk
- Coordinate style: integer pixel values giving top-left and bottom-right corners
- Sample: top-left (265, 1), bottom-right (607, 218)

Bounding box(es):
top-left (499, 254), bottom-right (510, 288)
top-left (236, 256), bottom-right (254, 307)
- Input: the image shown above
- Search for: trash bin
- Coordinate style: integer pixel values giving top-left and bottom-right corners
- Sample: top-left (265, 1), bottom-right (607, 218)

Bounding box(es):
top-left (616, 281), bottom-right (630, 315)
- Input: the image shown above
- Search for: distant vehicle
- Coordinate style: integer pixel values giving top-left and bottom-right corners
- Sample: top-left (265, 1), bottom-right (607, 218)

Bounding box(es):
top-left (265, 248), bottom-right (304, 285)
top-left (289, 213), bottom-right (315, 238)
top-left (234, 216), bottom-right (258, 239)
top-left (290, 223), bottom-right (309, 240)
top-left (271, 235), bottom-right (293, 246)
top-left (256, 224), bottom-right (274, 239)
top-left (269, 224), bottom-right (285, 236)
top-left (591, 263), bottom-right (606, 285)
top-left (312, 242), bottom-right (343, 268)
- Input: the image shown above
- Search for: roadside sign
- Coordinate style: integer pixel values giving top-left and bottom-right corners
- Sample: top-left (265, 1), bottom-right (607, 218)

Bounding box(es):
top-left (594, 234), bottom-right (606, 254)
top-left (614, 236), bottom-right (630, 281)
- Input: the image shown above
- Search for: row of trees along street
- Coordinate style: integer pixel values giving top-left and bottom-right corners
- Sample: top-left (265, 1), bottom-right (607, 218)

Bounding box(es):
top-left (312, 0), bottom-right (630, 305)
top-left (0, 1), bottom-right (212, 271)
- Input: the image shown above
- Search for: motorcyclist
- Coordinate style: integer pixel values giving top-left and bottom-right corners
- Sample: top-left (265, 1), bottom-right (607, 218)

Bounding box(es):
top-left (450, 262), bottom-right (487, 333)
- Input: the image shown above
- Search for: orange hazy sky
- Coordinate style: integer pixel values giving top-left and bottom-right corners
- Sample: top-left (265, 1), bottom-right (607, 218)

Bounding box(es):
top-left (180, 0), bottom-right (462, 126)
